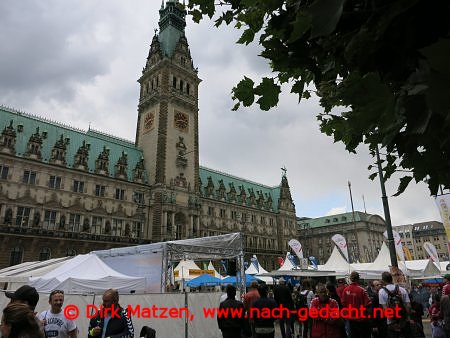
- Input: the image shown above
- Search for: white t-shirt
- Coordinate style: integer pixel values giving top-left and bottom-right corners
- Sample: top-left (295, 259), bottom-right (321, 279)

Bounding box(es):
top-left (39, 310), bottom-right (77, 338)
top-left (378, 284), bottom-right (410, 324)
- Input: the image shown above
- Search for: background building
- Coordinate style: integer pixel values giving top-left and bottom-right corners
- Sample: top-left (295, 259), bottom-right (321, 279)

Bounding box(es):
top-left (297, 211), bottom-right (386, 263)
top-left (395, 221), bottom-right (448, 260)
top-left (0, 1), bottom-right (296, 269)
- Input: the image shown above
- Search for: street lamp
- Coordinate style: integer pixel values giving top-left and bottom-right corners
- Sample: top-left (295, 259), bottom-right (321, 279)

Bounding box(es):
top-left (375, 146), bottom-right (398, 268)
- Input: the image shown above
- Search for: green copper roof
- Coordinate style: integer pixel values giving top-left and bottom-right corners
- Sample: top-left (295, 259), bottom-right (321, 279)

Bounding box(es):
top-left (0, 106), bottom-right (148, 183)
top-left (199, 166), bottom-right (281, 211)
top-left (158, 0), bottom-right (186, 57)
top-left (297, 211), bottom-right (377, 228)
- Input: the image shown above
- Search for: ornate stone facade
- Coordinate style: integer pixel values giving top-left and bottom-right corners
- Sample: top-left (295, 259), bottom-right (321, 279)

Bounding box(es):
top-left (0, 1), bottom-right (297, 269)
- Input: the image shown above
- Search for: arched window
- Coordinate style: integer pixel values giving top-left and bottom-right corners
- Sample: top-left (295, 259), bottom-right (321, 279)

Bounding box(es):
top-left (9, 247), bottom-right (23, 266)
top-left (39, 247), bottom-right (51, 261)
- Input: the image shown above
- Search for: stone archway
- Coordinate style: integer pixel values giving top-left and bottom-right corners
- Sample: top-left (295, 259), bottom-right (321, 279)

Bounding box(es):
top-left (174, 212), bottom-right (187, 240)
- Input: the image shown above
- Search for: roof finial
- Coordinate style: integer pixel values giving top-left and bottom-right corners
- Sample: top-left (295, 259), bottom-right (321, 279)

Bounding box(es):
top-left (161, 0), bottom-right (164, 9)
top-left (281, 166), bottom-right (287, 177)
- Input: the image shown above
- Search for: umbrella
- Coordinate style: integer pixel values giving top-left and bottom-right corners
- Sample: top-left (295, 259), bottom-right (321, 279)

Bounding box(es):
top-left (221, 274), bottom-right (260, 286)
top-left (186, 274), bottom-right (222, 288)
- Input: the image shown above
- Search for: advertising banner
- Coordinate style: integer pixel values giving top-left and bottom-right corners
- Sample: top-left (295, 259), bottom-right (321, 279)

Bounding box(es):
top-left (435, 194), bottom-right (450, 253)
top-left (288, 239), bottom-right (304, 260)
top-left (331, 234), bottom-right (349, 262)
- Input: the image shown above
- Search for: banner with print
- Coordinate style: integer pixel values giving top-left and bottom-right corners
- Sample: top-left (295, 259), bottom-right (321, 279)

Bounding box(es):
top-left (435, 194), bottom-right (450, 253)
top-left (331, 234), bottom-right (349, 262)
top-left (288, 239), bottom-right (304, 260)
top-left (383, 230), bottom-right (405, 262)
top-left (423, 241), bottom-right (440, 263)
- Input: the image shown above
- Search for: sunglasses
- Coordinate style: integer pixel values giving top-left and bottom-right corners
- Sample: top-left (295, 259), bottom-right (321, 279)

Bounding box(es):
top-left (50, 290), bottom-right (64, 296)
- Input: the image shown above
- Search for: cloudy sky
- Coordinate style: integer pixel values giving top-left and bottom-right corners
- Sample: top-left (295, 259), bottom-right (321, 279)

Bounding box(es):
top-left (0, 0), bottom-right (442, 226)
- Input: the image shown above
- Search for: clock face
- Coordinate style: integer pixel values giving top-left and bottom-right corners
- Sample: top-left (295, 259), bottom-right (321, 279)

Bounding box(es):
top-left (144, 112), bottom-right (155, 132)
top-left (174, 111), bottom-right (189, 132)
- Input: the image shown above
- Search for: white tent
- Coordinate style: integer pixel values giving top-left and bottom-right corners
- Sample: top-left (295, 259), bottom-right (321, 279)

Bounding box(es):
top-left (321, 246), bottom-right (352, 273)
top-left (245, 256), bottom-right (273, 284)
top-left (208, 261), bottom-right (222, 279)
top-left (29, 254), bottom-right (147, 294)
top-left (0, 257), bottom-right (73, 290)
top-left (278, 252), bottom-right (296, 271)
top-left (174, 259), bottom-right (202, 281)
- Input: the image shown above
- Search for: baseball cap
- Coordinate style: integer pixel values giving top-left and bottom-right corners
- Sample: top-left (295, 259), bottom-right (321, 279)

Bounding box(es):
top-left (444, 274), bottom-right (450, 280)
top-left (5, 285), bottom-right (39, 308)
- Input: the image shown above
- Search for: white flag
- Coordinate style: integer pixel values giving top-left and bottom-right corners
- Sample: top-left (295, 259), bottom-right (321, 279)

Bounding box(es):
top-left (288, 239), bottom-right (303, 260)
top-left (383, 230), bottom-right (405, 262)
top-left (424, 242), bottom-right (440, 263)
top-left (331, 234), bottom-right (349, 262)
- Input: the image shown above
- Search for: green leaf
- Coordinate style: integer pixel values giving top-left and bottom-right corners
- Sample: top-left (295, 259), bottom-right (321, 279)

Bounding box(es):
top-left (288, 11), bottom-right (312, 43)
top-left (393, 176), bottom-right (413, 196)
top-left (254, 77), bottom-right (281, 110)
top-left (308, 0), bottom-right (345, 38)
top-left (232, 77), bottom-right (255, 107)
top-left (237, 28), bottom-right (255, 45)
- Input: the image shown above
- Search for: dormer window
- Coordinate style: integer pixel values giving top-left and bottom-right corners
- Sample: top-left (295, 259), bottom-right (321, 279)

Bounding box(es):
top-left (74, 140), bottom-right (90, 170)
top-left (115, 151), bottom-right (128, 180)
top-left (1, 120), bottom-right (17, 154)
top-left (50, 134), bottom-right (68, 166)
top-left (95, 146), bottom-right (110, 175)
top-left (25, 127), bottom-right (43, 160)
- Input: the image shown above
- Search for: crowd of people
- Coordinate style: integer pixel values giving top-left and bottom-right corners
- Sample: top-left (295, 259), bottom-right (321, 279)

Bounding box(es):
top-left (0, 285), bottom-right (146, 338)
top-left (217, 271), bottom-right (450, 338)
top-left (3, 272), bottom-right (450, 338)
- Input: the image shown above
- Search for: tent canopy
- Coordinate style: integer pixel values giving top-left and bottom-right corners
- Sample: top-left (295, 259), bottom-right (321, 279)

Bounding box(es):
top-left (93, 232), bottom-right (244, 293)
top-left (222, 274), bottom-right (260, 286)
top-left (186, 274), bottom-right (222, 287)
top-left (321, 246), bottom-right (352, 272)
top-left (29, 254), bottom-right (146, 294)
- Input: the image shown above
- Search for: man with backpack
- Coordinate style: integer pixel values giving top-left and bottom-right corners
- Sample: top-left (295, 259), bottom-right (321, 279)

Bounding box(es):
top-left (378, 271), bottom-right (412, 338)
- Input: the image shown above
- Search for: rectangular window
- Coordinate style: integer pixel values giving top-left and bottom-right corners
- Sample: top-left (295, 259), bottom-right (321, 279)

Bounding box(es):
top-left (208, 207), bottom-right (214, 216)
top-left (220, 209), bottom-right (226, 218)
top-left (69, 214), bottom-right (81, 232)
top-left (0, 165), bottom-right (9, 180)
top-left (112, 219), bottom-right (123, 236)
top-left (269, 218), bottom-right (274, 226)
top-left (133, 191), bottom-right (144, 204)
top-left (95, 185), bottom-right (106, 197)
top-left (15, 207), bottom-right (31, 227)
top-left (73, 180), bottom-right (84, 193)
top-left (132, 221), bottom-right (142, 238)
top-left (44, 210), bottom-right (57, 229)
top-left (241, 213), bottom-right (247, 223)
top-left (92, 217), bottom-right (103, 234)
top-left (49, 175), bottom-right (62, 189)
top-left (23, 170), bottom-right (36, 184)
top-left (115, 188), bottom-right (125, 200)
top-left (231, 211), bottom-right (237, 220)
top-left (251, 214), bottom-right (256, 222)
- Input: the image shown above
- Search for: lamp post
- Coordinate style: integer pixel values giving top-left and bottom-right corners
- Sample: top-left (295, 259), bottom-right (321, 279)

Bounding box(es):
top-left (375, 146), bottom-right (398, 268)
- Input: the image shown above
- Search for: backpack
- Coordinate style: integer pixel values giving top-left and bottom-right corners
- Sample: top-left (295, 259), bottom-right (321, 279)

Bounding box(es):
top-left (295, 290), bottom-right (309, 310)
top-left (383, 285), bottom-right (407, 324)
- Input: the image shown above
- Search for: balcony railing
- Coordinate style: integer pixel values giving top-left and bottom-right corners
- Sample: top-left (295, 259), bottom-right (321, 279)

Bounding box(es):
top-left (0, 224), bottom-right (149, 244)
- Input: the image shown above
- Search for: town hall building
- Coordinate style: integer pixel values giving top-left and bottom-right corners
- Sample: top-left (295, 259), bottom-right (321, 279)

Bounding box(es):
top-left (0, 0), bottom-right (297, 269)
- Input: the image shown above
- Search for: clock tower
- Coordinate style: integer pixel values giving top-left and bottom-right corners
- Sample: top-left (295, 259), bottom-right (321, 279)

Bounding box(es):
top-left (136, 0), bottom-right (200, 191)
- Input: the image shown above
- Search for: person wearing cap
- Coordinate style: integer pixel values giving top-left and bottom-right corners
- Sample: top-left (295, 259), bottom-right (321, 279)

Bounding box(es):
top-left (442, 274), bottom-right (450, 296)
top-left (341, 271), bottom-right (371, 338)
top-left (5, 285), bottom-right (40, 311)
top-left (38, 290), bottom-right (77, 338)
